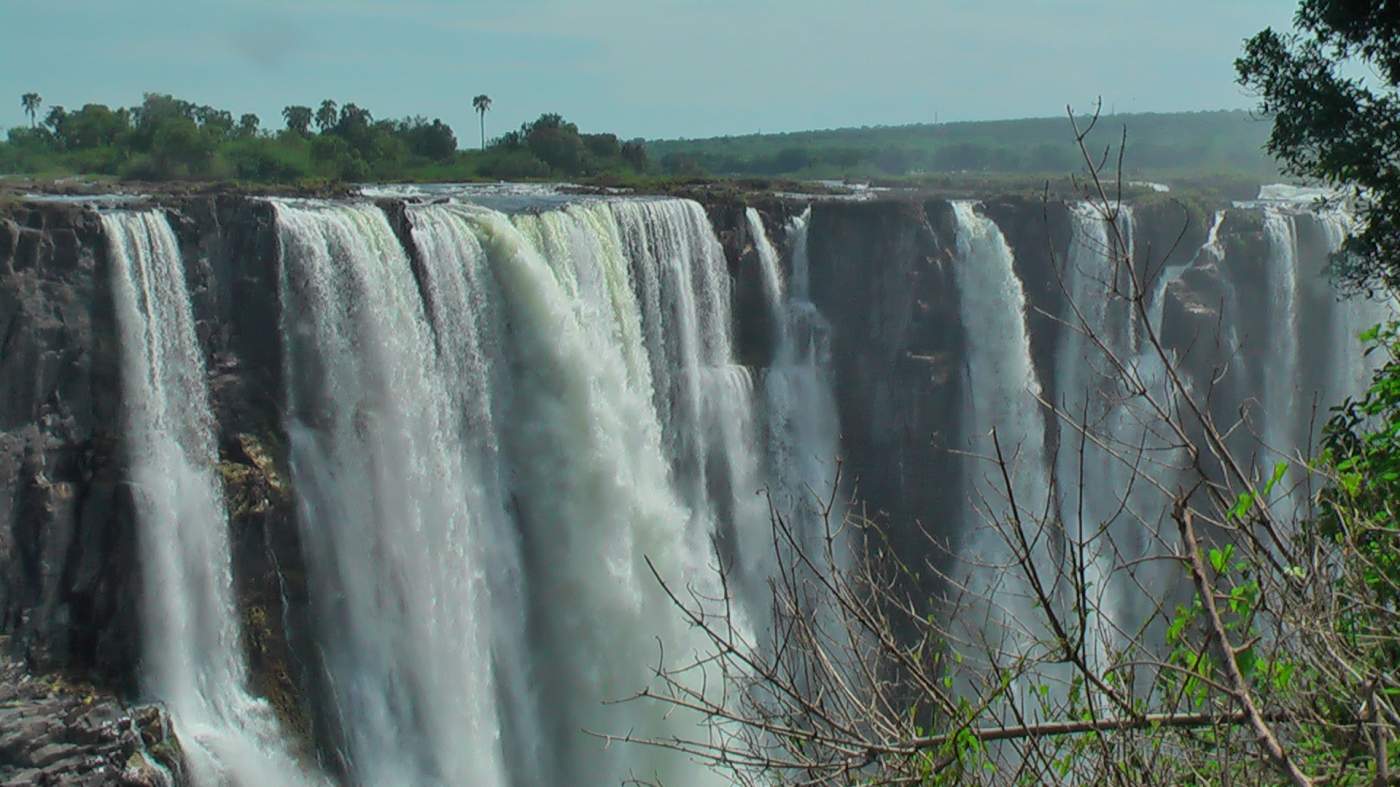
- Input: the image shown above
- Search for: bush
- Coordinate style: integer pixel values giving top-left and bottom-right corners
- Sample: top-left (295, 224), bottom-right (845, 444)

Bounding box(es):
top-left (64, 145), bottom-right (126, 175)
top-left (527, 125), bottom-right (586, 173)
top-left (221, 138), bottom-right (311, 182)
top-left (476, 149), bottom-right (550, 179)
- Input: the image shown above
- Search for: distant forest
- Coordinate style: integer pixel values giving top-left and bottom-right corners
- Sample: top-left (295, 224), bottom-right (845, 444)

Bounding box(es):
top-left (1, 94), bottom-right (1278, 185)
top-left (2, 93), bottom-right (649, 184)
top-left (648, 110), bottom-right (1281, 181)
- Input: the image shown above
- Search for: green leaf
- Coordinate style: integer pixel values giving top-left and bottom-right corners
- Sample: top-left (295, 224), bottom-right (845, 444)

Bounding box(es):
top-left (1227, 491), bottom-right (1254, 520)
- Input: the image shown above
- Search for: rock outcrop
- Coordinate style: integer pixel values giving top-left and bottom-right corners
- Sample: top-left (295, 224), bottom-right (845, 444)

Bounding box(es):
top-left (0, 648), bottom-right (185, 786)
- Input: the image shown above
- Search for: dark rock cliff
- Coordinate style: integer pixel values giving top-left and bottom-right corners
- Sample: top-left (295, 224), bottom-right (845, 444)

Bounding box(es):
top-left (804, 199), bottom-right (962, 578)
top-left (0, 201), bottom-right (135, 683)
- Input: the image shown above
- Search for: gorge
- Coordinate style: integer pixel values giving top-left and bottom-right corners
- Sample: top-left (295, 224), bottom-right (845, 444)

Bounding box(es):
top-left (0, 183), bottom-right (1381, 785)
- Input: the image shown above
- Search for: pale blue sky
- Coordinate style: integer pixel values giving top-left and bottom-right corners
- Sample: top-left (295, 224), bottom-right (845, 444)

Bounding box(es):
top-left (0, 0), bottom-right (1296, 142)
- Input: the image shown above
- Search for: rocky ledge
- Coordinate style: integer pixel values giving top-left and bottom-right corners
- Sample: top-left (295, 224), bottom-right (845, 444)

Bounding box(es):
top-left (0, 647), bottom-right (184, 786)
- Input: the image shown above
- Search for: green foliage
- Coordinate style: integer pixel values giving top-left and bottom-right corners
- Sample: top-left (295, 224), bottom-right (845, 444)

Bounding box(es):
top-left (1316, 321), bottom-right (1400, 613)
top-left (647, 110), bottom-right (1279, 180)
top-left (1237, 0), bottom-right (1400, 294)
top-left (3, 93), bottom-right (648, 184)
top-left (478, 112), bottom-right (652, 178)
top-left (222, 136), bottom-right (312, 182)
top-left (315, 100), bottom-right (338, 133)
top-left (20, 92), bottom-right (41, 127)
top-left (282, 105), bottom-right (312, 136)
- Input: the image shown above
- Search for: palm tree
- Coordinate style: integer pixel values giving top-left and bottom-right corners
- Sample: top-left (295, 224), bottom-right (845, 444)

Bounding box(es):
top-left (282, 105), bottom-right (312, 136)
top-left (20, 93), bottom-right (41, 128)
top-left (315, 100), bottom-right (338, 133)
top-left (472, 94), bottom-right (492, 149)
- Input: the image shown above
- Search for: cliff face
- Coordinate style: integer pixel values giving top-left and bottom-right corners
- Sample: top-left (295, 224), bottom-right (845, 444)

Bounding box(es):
top-left (803, 199), bottom-right (962, 575)
top-left (0, 201), bottom-right (134, 681)
top-left (0, 188), bottom-right (1322, 780)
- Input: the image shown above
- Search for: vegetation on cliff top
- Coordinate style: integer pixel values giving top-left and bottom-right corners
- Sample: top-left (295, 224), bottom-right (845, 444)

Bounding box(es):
top-left (4, 90), bottom-right (1285, 189)
top-left (648, 109), bottom-right (1282, 181)
top-left (0, 93), bottom-right (652, 185)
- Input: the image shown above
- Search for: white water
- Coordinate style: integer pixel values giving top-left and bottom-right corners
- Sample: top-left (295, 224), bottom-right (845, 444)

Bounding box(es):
top-left (1053, 204), bottom-right (1139, 666)
top-left (1314, 210), bottom-right (1391, 406)
top-left (749, 207), bottom-right (844, 561)
top-left (275, 201), bottom-right (508, 786)
top-left (618, 201), bottom-right (772, 616)
top-left (948, 201), bottom-right (1055, 678)
top-left (1053, 206), bottom-right (1223, 667)
top-left (1262, 209), bottom-right (1303, 470)
top-left (105, 210), bottom-right (316, 786)
top-left (275, 197), bottom-right (765, 785)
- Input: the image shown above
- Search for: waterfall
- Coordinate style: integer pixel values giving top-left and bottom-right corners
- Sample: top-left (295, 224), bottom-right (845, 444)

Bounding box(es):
top-left (748, 207), bottom-right (843, 559)
top-left (275, 201), bottom-right (508, 786)
top-left (1315, 210), bottom-right (1390, 407)
top-left (452, 200), bottom-right (729, 785)
top-left (947, 201), bottom-right (1054, 681)
top-left (1262, 209), bottom-right (1303, 470)
top-left (1053, 206), bottom-right (1222, 666)
top-left (616, 200), bottom-right (771, 617)
top-left (88, 188), bottom-right (1400, 783)
top-left (1053, 204), bottom-right (1139, 665)
top-left (104, 210), bottom-right (316, 786)
top-left (747, 207), bottom-right (789, 350)
top-left (277, 197), bottom-right (739, 786)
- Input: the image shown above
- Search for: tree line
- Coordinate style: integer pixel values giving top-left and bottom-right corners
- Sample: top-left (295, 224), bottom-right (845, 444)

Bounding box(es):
top-left (1, 92), bottom-right (652, 184)
top-left (649, 109), bottom-right (1280, 180)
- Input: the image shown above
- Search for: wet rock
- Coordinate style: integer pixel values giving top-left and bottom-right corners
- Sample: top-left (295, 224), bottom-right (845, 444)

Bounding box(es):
top-left (0, 654), bottom-right (185, 785)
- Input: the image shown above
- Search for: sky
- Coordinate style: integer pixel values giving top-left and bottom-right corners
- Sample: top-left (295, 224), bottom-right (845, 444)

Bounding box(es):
top-left (0, 0), bottom-right (1297, 143)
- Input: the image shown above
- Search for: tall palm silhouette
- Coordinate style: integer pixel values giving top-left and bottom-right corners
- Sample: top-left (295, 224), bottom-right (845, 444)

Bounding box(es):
top-left (20, 93), bottom-right (42, 128)
top-left (316, 100), bottom-right (338, 133)
top-left (472, 95), bottom-right (492, 150)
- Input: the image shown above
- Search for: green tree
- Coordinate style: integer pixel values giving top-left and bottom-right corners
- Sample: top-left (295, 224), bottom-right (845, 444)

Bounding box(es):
top-left (1237, 0), bottom-right (1400, 293)
top-left (130, 94), bottom-right (196, 151)
top-left (20, 93), bottom-right (41, 128)
top-left (44, 106), bottom-right (66, 139)
top-left (620, 139), bottom-right (649, 171)
top-left (472, 94), bottom-right (491, 150)
top-left (401, 117), bottom-right (457, 161)
top-left (58, 104), bottom-right (130, 149)
top-left (195, 106), bottom-right (234, 138)
top-left (150, 115), bottom-right (216, 177)
top-left (315, 100), bottom-right (338, 133)
top-left (282, 105), bottom-right (312, 136)
top-left (1243, 0), bottom-right (1400, 764)
top-left (237, 113), bottom-right (260, 138)
top-left (527, 123), bottom-right (585, 173)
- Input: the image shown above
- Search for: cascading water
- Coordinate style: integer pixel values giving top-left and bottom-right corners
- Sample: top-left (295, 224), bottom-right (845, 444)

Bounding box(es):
top-left (1053, 205), bottom-right (1221, 667)
top-left (1314, 209), bottom-right (1390, 407)
top-left (1053, 204), bottom-right (1140, 666)
top-left (947, 201), bottom-right (1055, 681)
top-left (73, 188), bottom-right (1400, 784)
top-left (747, 207), bottom-right (843, 560)
top-left (275, 201), bottom-right (508, 786)
top-left (105, 210), bottom-right (316, 786)
top-left (1262, 209), bottom-right (1303, 473)
top-left (444, 199), bottom-right (730, 785)
top-left (613, 200), bottom-right (773, 616)
top-left (275, 196), bottom-right (756, 786)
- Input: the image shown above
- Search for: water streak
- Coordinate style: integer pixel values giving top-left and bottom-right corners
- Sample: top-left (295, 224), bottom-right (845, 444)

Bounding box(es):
top-left (948, 201), bottom-right (1054, 687)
